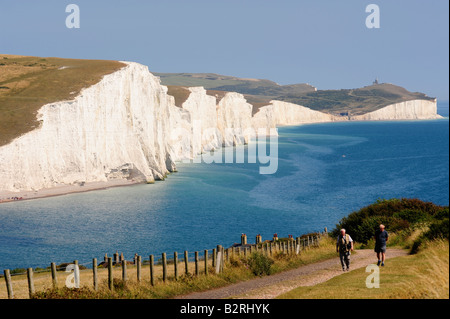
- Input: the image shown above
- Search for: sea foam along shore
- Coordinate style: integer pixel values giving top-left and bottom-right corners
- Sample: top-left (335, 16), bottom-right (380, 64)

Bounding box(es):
top-left (0, 61), bottom-right (442, 203)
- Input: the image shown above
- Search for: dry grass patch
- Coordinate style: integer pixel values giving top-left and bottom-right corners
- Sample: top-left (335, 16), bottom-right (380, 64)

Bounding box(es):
top-left (0, 54), bottom-right (125, 146)
top-left (278, 239), bottom-right (449, 299)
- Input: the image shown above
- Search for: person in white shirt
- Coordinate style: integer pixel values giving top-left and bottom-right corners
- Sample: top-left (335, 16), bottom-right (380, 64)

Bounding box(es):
top-left (336, 228), bottom-right (354, 271)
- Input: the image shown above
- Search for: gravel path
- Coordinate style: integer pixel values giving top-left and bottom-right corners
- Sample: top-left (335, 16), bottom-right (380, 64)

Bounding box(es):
top-left (176, 249), bottom-right (408, 299)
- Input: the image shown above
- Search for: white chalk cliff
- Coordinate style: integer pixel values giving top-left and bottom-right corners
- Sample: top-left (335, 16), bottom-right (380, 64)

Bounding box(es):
top-left (252, 100), bottom-right (341, 131)
top-left (350, 99), bottom-right (441, 121)
top-left (0, 62), bottom-right (442, 192)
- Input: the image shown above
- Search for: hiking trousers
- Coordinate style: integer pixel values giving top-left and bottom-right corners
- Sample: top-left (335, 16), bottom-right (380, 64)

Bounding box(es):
top-left (339, 251), bottom-right (350, 269)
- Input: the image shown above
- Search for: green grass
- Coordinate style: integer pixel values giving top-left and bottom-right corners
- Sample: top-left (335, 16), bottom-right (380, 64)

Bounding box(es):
top-left (278, 239), bottom-right (449, 299)
top-left (155, 73), bottom-right (434, 115)
top-left (0, 54), bottom-right (124, 146)
top-left (155, 72), bottom-right (316, 112)
top-left (277, 83), bottom-right (434, 115)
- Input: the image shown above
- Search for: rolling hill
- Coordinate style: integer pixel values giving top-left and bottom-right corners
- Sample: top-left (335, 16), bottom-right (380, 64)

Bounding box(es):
top-left (155, 72), bottom-right (435, 115)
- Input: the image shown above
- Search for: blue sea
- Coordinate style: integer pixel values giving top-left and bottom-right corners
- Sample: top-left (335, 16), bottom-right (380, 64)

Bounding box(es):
top-left (0, 104), bottom-right (448, 271)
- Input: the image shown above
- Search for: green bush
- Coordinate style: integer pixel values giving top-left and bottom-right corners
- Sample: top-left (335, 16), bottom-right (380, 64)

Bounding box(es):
top-left (393, 209), bottom-right (431, 224)
top-left (247, 253), bottom-right (274, 276)
top-left (434, 207), bottom-right (449, 221)
top-left (424, 219), bottom-right (449, 241)
top-left (332, 198), bottom-right (447, 244)
top-left (10, 268), bottom-right (26, 275)
top-left (410, 218), bottom-right (449, 254)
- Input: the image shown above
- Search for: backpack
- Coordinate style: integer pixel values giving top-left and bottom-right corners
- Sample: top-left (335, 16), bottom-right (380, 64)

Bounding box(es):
top-left (339, 234), bottom-right (351, 252)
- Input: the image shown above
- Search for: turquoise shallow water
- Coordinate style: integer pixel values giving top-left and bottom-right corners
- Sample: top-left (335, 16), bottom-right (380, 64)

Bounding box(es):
top-left (0, 115), bottom-right (448, 271)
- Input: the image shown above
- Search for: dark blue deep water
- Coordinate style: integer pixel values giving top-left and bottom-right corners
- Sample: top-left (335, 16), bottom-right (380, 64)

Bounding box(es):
top-left (0, 115), bottom-right (448, 271)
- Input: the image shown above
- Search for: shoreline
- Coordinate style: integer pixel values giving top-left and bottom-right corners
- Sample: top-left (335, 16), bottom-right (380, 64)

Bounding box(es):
top-left (0, 179), bottom-right (140, 204)
top-left (1, 117), bottom-right (447, 205)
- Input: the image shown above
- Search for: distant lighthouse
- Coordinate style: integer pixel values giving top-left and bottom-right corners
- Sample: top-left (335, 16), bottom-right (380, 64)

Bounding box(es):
top-left (373, 77), bottom-right (379, 85)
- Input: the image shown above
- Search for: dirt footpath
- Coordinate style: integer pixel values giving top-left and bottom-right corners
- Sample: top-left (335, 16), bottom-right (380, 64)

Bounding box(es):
top-left (176, 249), bottom-right (408, 299)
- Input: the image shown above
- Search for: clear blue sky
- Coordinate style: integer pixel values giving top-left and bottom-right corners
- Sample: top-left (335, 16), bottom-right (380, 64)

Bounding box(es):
top-left (1, 0), bottom-right (448, 100)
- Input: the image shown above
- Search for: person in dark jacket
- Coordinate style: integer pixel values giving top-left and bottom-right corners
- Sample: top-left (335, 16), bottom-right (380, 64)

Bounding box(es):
top-left (374, 224), bottom-right (389, 266)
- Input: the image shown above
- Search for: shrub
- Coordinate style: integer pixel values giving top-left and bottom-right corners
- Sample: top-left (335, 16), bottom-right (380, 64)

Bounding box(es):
top-left (424, 219), bottom-right (449, 241)
top-left (32, 287), bottom-right (99, 299)
top-left (332, 198), bottom-right (447, 244)
top-left (10, 268), bottom-right (26, 275)
top-left (247, 253), bottom-right (274, 276)
top-left (434, 207), bottom-right (449, 221)
top-left (410, 219), bottom-right (449, 254)
top-left (393, 209), bottom-right (431, 224)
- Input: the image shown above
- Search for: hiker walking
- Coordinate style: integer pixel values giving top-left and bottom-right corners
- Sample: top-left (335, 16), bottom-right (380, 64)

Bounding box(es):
top-left (336, 228), bottom-right (354, 271)
top-left (374, 224), bottom-right (389, 266)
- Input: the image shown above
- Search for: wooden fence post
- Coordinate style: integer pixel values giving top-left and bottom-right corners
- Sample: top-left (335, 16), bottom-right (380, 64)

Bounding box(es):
top-left (108, 257), bottom-right (113, 291)
top-left (93, 258), bottom-right (98, 291)
top-left (26, 268), bottom-right (35, 298)
top-left (221, 246), bottom-right (225, 272)
top-left (3, 269), bottom-right (13, 299)
top-left (162, 253), bottom-right (167, 283)
top-left (51, 262), bottom-right (57, 289)
top-left (149, 255), bottom-right (155, 286)
top-left (137, 255), bottom-right (142, 282)
top-left (216, 245), bottom-right (224, 274)
top-left (195, 251), bottom-right (199, 276)
top-left (204, 250), bottom-right (208, 276)
top-left (173, 252), bottom-right (178, 281)
top-left (184, 251), bottom-right (189, 275)
top-left (212, 248), bottom-right (217, 267)
top-left (122, 259), bottom-right (127, 284)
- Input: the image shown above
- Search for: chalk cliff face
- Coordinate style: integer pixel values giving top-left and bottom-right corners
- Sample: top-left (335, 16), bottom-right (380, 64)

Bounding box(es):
top-left (252, 100), bottom-right (342, 132)
top-left (350, 99), bottom-right (442, 121)
top-left (168, 88), bottom-right (254, 161)
top-left (0, 62), bottom-right (177, 191)
top-left (0, 61), bottom-right (442, 192)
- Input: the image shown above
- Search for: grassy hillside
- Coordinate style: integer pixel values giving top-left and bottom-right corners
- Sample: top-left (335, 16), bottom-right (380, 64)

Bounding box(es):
top-left (277, 83), bottom-right (435, 115)
top-left (280, 198), bottom-right (449, 299)
top-left (331, 198), bottom-right (449, 249)
top-left (154, 72), bottom-right (317, 113)
top-left (0, 54), bottom-right (125, 147)
top-left (278, 239), bottom-right (449, 299)
top-left (156, 72), bottom-right (434, 116)
top-left (27, 237), bottom-right (335, 299)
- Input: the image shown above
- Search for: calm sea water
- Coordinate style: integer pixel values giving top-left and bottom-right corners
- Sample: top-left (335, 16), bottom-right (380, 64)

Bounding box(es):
top-left (0, 107), bottom-right (448, 271)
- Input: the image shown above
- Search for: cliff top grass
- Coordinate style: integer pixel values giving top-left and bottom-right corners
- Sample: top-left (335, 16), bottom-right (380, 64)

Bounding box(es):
top-left (0, 54), bottom-right (125, 147)
top-left (277, 83), bottom-right (435, 115)
top-left (156, 72), bottom-right (316, 112)
top-left (156, 72), bottom-right (435, 116)
top-left (278, 239), bottom-right (449, 299)
top-left (166, 85), bottom-right (191, 107)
